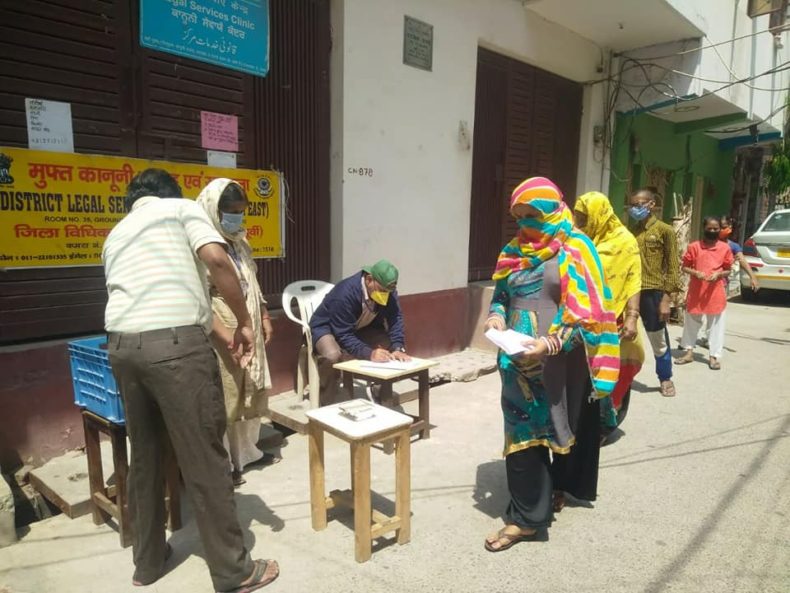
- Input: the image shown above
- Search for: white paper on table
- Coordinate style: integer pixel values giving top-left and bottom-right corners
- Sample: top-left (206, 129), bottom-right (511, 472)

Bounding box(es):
top-left (484, 328), bottom-right (537, 356)
top-left (358, 360), bottom-right (420, 371)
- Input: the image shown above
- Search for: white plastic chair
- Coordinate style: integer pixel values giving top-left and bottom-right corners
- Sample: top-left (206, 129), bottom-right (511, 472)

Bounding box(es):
top-left (281, 280), bottom-right (335, 408)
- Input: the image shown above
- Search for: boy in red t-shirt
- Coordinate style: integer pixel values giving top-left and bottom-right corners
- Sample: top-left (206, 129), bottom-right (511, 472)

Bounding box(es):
top-left (676, 216), bottom-right (734, 370)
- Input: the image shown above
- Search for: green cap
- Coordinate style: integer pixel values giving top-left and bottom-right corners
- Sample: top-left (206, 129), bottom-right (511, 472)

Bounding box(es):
top-left (362, 259), bottom-right (399, 290)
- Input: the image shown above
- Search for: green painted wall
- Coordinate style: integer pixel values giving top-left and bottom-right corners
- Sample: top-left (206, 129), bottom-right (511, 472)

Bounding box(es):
top-left (609, 112), bottom-right (735, 224)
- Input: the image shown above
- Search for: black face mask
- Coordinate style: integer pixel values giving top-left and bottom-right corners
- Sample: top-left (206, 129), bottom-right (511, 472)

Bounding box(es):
top-left (704, 230), bottom-right (719, 241)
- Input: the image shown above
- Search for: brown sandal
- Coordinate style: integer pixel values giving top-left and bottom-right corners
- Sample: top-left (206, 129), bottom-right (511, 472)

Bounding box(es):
top-left (660, 380), bottom-right (676, 398)
top-left (220, 559), bottom-right (280, 593)
top-left (675, 350), bottom-right (694, 365)
top-left (484, 526), bottom-right (537, 552)
top-left (553, 490), bottom-right (566, 513)
top-left (709, 357), bottom-right (721, 370)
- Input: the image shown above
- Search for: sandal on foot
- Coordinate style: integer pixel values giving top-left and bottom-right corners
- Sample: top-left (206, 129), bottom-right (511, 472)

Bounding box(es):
top-left (709, 358), bottom-right (721, 370)
top-left (232, 470), bottom-right (246, 487)
top-left (132, 543), bottom-right (173, 586)
top-left (660, 381), bottom-right (676, 398)
top-left (248, 453), bottom-right (282, 468)
top-left (553, 490), bottom-right (566, 513)
top-left (675, 350), bottom-right (694, 365)
top-left (220, 559), bottom-right (280, 593)
top-left (484, 526), bottom-right (537, 553)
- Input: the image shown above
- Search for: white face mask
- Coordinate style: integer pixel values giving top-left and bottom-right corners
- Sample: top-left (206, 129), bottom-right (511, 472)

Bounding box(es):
top-left (220, 211), bottom-right (244, 234)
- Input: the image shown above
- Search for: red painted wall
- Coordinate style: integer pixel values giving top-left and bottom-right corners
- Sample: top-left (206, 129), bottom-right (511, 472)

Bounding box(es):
top-left (0, 287), bottom-right (470, 471)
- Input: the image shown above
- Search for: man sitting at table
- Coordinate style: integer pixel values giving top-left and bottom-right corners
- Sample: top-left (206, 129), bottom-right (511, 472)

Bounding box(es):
top-left (310, 259), bottom-right (410, 404)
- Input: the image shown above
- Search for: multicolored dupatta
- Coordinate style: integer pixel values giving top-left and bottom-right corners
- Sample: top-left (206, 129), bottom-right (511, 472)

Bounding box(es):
top-left (492, 177), bottom-right (620, 398)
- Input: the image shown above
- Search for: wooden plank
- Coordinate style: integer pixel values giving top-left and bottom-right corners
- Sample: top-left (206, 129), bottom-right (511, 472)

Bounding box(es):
top-left (308, 422), bottom-right (327, 531)
top-left (418, 370), bottom-right (431, 440)
top-left (1, 290), bottom-right (107, 310)
top-left (371, 509), bottom-right (389, 525)
top-left (395, 430), bottom-right (411, 545)
top-left (370, 517), bottom-right (401, 540)
top-left (0, 27), bottom-right (117, 63)
top-left (0, 302), bottom-right (106, 324)
top-left (83, 413), bottom-right (108, 525)
top-left (92, 491), bottom-right (116, 518)
top-left (351, 441), bottom-right (372, 562)
top-left (27, 472), bottom-right (91, 519)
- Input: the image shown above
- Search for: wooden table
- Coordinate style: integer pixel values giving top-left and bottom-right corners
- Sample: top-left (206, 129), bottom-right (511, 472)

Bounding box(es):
top-left (306, 402), bottom-right (413, 562)
top-left (82, 410), bottom-right (181, 547)
top-left (332, 357), bottom-right (438, 443)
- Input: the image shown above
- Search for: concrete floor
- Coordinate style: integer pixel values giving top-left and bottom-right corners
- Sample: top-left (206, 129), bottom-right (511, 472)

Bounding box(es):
top-left (1, 297), bottom-right (789, 593)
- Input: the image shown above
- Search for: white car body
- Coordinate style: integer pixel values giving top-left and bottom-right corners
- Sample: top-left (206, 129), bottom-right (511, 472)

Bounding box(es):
top-left (741, 208), bottom-right (790, 294)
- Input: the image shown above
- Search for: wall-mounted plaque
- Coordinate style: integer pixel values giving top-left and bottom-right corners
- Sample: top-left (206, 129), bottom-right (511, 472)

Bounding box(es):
top-left (403, 16), bottom-right (433, 72)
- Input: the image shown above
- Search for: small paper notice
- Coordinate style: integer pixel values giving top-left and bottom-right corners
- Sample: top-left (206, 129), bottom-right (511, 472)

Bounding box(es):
top-left (207, 150), bottom-right (237, 168)
top-left (201, 110), bottom-right (239, 152)
top-left (25, 98), bottom-right (74, 153)
top-left (484, 328), bottom-right (537, 356)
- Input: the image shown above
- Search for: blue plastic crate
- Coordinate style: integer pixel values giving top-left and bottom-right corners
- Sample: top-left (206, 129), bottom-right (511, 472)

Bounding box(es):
top-left (69, 336), bottom-right (125, 424)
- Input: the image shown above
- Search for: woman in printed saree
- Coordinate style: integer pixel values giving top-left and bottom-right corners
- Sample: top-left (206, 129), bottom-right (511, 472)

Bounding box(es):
top-left (574, 191), bottom-right (644, 426)
top-left (197, 179), bottom-right (278, 487)
top-left (483, 177), bottom-right (619, 552)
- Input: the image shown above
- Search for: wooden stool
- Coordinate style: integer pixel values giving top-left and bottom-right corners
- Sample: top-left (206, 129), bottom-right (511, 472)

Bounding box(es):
top-left (333, 357), bottom-right (439, 453)
top-left (306, 402), bottom-right (412, 562)
top-left (82, 410), bottom-right (182, 547)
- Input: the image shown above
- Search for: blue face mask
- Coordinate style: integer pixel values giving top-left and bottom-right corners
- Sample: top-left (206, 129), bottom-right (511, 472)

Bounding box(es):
top-left (220, 212), bottom-right (244, 234)
top-left (628, 205), bottom-right (651, 221)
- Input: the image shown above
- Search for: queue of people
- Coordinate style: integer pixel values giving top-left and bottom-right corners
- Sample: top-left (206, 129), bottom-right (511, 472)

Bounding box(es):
top-left (101, 168), bottom-right (751, 586)
top-left (481, 177), bottom-right (753, 553)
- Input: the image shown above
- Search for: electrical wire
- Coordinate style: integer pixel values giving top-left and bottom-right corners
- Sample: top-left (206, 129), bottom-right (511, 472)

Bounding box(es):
top-left (615, 59), bottom-right (790, 110)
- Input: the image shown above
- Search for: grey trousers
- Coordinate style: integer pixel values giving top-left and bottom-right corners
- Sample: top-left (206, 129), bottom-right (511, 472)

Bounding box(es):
top-left (108, 326), bottom-right (253, 591)
top-left (314, 326), bottom-right (390, 405)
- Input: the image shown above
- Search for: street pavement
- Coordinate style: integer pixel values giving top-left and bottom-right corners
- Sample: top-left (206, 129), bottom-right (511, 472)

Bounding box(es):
top-left (1, 296), bottom-right (788, 593)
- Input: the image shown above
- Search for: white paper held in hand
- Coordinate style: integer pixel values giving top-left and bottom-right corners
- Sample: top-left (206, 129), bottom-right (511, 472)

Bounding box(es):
top-left (484, 328), bottom-right (538, 356)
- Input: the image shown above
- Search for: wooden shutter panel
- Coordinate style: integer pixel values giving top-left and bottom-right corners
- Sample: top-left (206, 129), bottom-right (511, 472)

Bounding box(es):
top-left (134, 48), bottom-right (257, 167)
top-left (0, 0), bottom-right (331, 344)
top-left (0, 0), bottom-right (135, 154)
top-left (0, 0), bottom-right (132, 343)
top-left (256, 0), bottom-right (331, 302)
top-left (468, 49), bottom-right (509, 282)
top-left (467, 49), bottom-right (583, 281)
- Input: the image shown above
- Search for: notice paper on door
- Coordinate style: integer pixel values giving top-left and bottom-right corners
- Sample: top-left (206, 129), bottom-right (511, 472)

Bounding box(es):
top-left (484, 328), bottom-right (537, 356)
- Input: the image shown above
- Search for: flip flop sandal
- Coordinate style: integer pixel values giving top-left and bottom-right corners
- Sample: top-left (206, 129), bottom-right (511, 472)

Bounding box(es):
top-left (484, 527), bottom-right (537, 553)
top-left (660, 381), bottom-right (676, 398)
top-left (247, 453), bottom-right (282, 469)
top-left (674, 352), bottom-right (694, 365)
top-left (709, 359), bottom-right (721, 370)
top-left (220, 559), bottom-right (280, 593)
top-left (133, 543), bottom-right (173, 586)
top-left (232, 470), bottom-right (247, 487)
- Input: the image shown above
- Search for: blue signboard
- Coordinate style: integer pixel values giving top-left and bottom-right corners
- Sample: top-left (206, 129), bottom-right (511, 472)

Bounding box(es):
top-left (140, 0), bottom-right (269, 77)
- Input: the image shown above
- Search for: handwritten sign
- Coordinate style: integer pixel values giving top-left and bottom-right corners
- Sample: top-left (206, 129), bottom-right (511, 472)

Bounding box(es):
top-left (140, 0), bottom-right (269, 77)
top-left (403, 16), bottom-right (433, 72)
top-left (201, 111), bottom-right (238, 152)
top-left (0, 147), bottom-right (285, 268)
top-left (25, 99), bottom-right (74, 153)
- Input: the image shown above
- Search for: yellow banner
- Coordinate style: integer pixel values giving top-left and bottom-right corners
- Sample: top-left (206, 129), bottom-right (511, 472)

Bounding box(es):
top-left (0, 147), bottom-right (283, 268)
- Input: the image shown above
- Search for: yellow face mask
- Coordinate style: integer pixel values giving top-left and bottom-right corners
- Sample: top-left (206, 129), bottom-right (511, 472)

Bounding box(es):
top-left (370, 290), bottom-right (390, 306)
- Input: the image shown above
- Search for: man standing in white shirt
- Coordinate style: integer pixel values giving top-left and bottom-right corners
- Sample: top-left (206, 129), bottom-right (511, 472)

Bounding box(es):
top-left (103, 168), bottom-right (279, 592)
